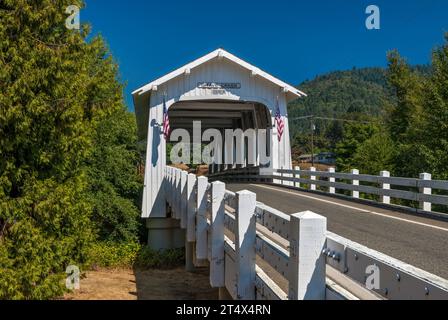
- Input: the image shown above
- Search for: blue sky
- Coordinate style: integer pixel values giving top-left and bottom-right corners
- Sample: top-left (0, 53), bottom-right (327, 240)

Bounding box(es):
top-left (83, 0), bottom-right (448, 110)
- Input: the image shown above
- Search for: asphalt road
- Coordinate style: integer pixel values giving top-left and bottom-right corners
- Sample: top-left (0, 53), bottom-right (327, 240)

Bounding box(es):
top-left (226, 183), bottom-right (448, 279)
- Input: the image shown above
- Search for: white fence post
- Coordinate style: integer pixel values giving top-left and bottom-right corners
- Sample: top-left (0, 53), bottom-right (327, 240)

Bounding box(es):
top-left (168, 167), bottom-right (176, 208)
top-left (187, 173), bottom-right (197, 242)
top-left (380, 170), bottom-right (390, 204)
top-left (165, 167), bottom-right (170, 207)
top-left (351, 169), bottom-right (359, 198)
top-left (294, 166), bottom-right (301, 189)
top-left (185, 173), bottom-right (197, 272)
top-left (288, 211), bottom-right (327, 300)
top-left (180, 171), bottom-right (188, 228)
top-left (287, 170), bottom-right (293, 187)
top-left (172, 168), bottom-right (177, 215)
top-left (310, 167), bottom-right (316, 191)
top-left (419, 173), bottom-right (432, 212)
top-left (210, 181), bottom-right (225, 288)
top-left (196, 176), bottom-right (208, 260)
top-left (175, 169), bottom-right (181, 220)
top-left (328, 167), bottom-right (335, 194)
top-left (235, 190), bottom-right (257, 300)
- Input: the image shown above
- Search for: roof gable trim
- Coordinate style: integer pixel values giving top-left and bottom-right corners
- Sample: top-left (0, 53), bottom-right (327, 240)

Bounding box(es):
top-left (132, 48), bottom-right (306, 98)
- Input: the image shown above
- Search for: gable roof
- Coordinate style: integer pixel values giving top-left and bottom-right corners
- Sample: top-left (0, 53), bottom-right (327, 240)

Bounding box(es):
top-left (132, 48), bottom-right (306, 98)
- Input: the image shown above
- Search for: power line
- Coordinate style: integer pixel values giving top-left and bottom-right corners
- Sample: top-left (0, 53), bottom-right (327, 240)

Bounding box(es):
top-left (290, 115), bottom-right (372, 124)
top-left (289, 115), bottom-right (373, 165)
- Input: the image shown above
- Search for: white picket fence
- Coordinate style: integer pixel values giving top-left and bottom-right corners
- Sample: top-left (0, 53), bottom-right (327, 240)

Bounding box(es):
top-left (164, 166), bottom-right (448, 300)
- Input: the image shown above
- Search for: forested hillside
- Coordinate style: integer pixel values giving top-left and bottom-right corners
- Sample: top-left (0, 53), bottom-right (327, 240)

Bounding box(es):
top-left (287, 66), bottom-right (430, 157)
top-left (287, 31), bottom-right (448, 190)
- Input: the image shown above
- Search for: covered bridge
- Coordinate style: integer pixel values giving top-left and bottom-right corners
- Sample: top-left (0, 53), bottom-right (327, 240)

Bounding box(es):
top-left (133, 48), bottom-right (305, 248)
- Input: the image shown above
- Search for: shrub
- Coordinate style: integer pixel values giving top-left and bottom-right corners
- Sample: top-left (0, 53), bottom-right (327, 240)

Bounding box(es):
top-left (134, 247), bottom-right (185, 269)
top-left (87, 242), bottom-right (184, 269)
top-left (87, 242), bottom-right (141, 269)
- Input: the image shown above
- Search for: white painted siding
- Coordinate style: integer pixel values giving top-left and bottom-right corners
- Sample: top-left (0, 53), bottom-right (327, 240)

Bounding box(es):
top-left (141, 56), bottom-right (293, 218)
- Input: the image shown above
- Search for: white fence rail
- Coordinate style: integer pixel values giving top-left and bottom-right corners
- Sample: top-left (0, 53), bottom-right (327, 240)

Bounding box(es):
top-left (209, 167), bottom-right (448, 214)
top-left (165, 166), bottom-right (448, 300)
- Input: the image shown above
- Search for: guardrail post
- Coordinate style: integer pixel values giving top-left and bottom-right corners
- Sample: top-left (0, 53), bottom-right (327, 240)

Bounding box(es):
top-left (172, 168), bottom-right (176, 214)
top-left (196, 176), bottom-right (208, 261)
top-left (185, 173), bottom-right (197, 272)
top-left (287, 169), bottom-right (293, 187)
top-left (187, 173), bottom-right (197, 242)
top-left (288, 211), bottom-right (327, 300)
top-left (328, 167), bottom-right (335, 194)
top-left (235, 190), bottom-right (257, 300)
top-left (273, 168), bottom-right (281, 185)
top-left (164, 167), bottom-right (169, 206)
top-left (175, 169), bottom-right (181, 220)
top-left (351, 169), bottom-right (359, 198)
top-left (380, 170), bottom-right (390, 204)
top-left (419, 172), bottom-right (432, 212)
top-left (180, 171), bottom-right (188, 228)
top-left (294, 166), bottom-right (301, 188)
top-left (310, 167), bottom-right (316, 191)
top-left (167, 167), bottom-right (172, 207)
top-left (210, 181), bottom-right (225, 288)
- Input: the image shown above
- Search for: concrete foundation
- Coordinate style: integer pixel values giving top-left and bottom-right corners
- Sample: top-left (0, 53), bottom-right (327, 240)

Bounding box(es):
top-left (146, 218), bottom-right (185, 250)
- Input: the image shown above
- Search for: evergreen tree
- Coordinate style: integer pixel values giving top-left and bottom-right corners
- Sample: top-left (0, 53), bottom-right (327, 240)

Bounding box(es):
top-left (422, 33), bottom-right (448, 179)
top-left (0, 0), bottom-right (123, 298)
top-left (386, 50), bottom-right (425, 143)
top-left (335, 122), bottom-right (379, 172)
top-left (351, 132), bottom-right (395, 175)
top-left (87, 108), bottom-right (143, 242)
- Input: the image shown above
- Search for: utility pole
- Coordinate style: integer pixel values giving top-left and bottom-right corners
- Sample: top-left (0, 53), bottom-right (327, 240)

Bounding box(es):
top-left (311, 121), bottom-right (315, 167)
top-left (289, 115), bottom-right (372, 167)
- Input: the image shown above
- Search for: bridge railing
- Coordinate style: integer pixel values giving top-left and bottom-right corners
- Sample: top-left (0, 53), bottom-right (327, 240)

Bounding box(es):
top-left (165, 166), bottom-right (448, 300)
top-left (209, 166), bottom-right (448, 215)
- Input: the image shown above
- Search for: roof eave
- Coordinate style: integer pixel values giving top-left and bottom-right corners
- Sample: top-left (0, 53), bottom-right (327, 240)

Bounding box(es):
top-left (132, 48), bottom-right (307, 98)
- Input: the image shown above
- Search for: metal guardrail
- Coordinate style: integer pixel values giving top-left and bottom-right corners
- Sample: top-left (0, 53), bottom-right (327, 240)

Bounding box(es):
top-left (165, 166), bottom-right (448, 300)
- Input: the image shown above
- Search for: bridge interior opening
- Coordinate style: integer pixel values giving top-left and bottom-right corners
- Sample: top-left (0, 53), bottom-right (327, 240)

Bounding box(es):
top-left (168, 100), bottom-right (273, 171)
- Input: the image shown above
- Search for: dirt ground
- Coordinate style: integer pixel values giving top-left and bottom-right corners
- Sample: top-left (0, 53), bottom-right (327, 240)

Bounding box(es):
top-left (64, 267), bottom-right (218, 300)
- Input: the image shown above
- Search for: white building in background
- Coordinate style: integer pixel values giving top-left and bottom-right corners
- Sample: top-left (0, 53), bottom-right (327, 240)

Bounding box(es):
top-left (133, 48), bottom-right (305, 249)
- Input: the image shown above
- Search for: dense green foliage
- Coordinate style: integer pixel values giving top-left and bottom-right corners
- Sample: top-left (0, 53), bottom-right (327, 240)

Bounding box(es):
top-left (288, 64), bottom-right (433, 157)
top-left (0, 0), bottom-right (142, 299)
top-left (88, 242), bottom-right (184, 269)
top-left (88, 241), bottom-right (141, 269)
top-left (288, 67), bottom-right (393, 155)
top-left (87, 108), bottom-right (143, 242)
top-left (334, 122), bottom-right (380, 172)
top-left (290, 67), bottom-right (391, 121)
top-left (295, 33), bottom-right (448, 184)
top-left (385, 35), bottom-right (448, 180)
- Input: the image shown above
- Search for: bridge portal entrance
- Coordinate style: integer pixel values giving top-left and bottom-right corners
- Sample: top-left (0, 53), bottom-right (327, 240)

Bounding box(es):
top-left (133, 48), bottom-right (305, 249)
